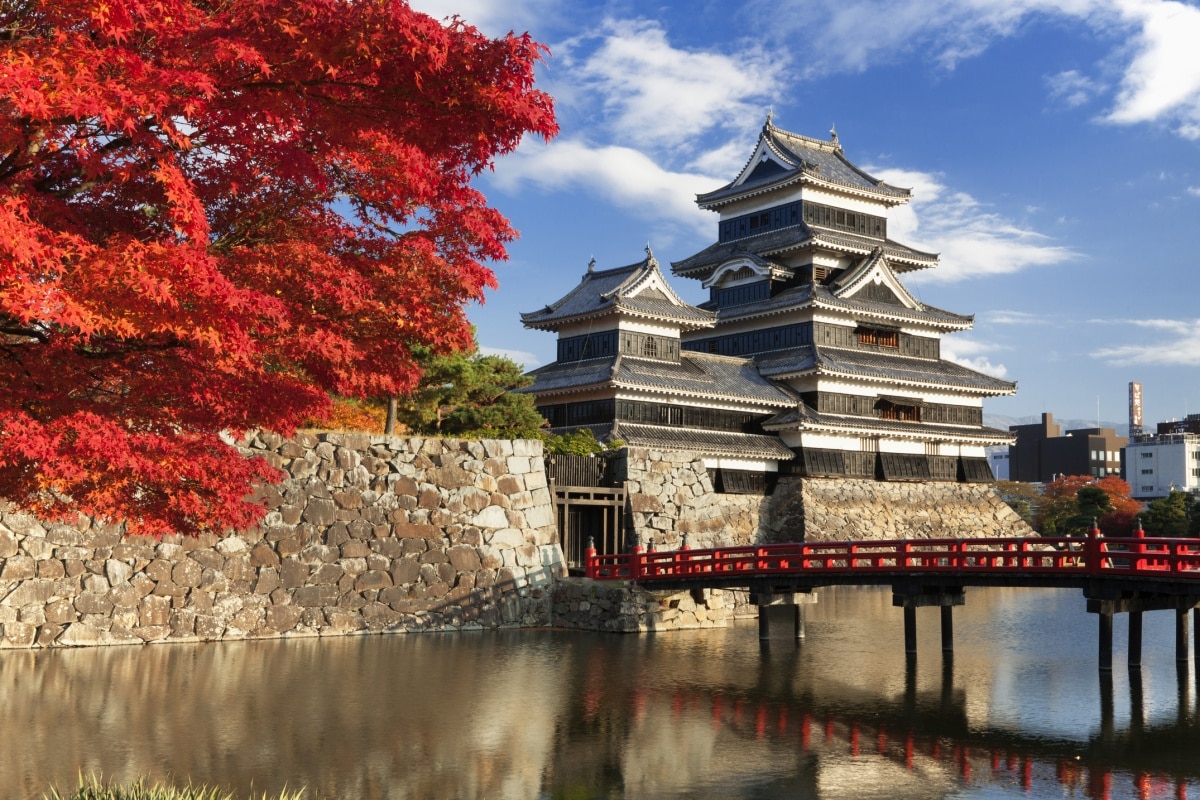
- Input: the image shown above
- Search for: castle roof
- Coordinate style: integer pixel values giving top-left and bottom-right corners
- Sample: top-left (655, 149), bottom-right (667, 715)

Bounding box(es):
top-left (671, 223), bottom-right (938, 280)
top-left (519, 351), bottom-right (797, 406)
top-left (548, 422), bottom-right (796, 460)
top-left (521, 248), bottom-right (715, 331)
top-left (754, 345), bottom-right (1016, 395)
top-left (696, 119), bottom-right (911, 209)
top-left (762, 405), bottom-right (1014, 444)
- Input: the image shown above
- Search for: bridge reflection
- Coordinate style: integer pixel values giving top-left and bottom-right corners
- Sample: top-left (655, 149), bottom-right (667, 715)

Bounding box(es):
top-left (567, 632), bottom-right (1200, 800)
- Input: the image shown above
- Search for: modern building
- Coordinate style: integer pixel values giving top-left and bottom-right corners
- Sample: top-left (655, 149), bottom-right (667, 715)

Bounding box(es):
top-left (521, 118), bottom-right (1016, 485)
top-left (988, 447), bottom-right (1011, 481)
top-left (1008, 412), bottom-right (1126, 483)
top-left (1157, 413), bottom-right (1200, 436)
top-left (1125, 431), bottom-right (1200, 500)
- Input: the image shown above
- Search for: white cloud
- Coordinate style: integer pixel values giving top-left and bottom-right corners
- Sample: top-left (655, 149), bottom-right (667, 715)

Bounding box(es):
top-left (1105, 0), bottom-right (1200, 138)
top-left (752, 0), bottom-right (1200, 140)
top-left (941, 336), bottom-right (1010, 377)
top-left (556, 18), bottom-right (783, 155)
top-left (491, 137), bottom-right (717, 237)
top-left (1187, 185), bottom-right (1200, 197)
top-left (405, 0), bottom-right (559, 38)
top-left (1090, 318), bottom-right (1200, 366)
top-left (985, 309), bottom-right (1057, 326)
top-left (1047, 69), bottom-right (1105, 108)
top-left (872, 168), bottom-right (1077, 283)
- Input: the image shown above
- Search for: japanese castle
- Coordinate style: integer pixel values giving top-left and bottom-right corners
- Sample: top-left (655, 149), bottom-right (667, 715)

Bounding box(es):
top-left (520, 119), bottom-right (1015, 487)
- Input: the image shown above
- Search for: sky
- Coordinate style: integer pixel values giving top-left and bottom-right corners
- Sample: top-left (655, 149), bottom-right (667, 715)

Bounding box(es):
top-left (409, 0), bottom-right (1200, 430)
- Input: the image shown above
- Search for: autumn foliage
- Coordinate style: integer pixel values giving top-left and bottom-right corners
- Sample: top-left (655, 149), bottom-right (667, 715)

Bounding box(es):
top-left (0, 1), bottom-right (556, 534)
top-left (1036, 475), bottom-right (1142, 536)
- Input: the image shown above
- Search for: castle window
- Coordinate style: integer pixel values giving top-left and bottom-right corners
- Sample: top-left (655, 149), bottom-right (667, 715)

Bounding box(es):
top-left (877, 397), bottom-right (921, 422)
top-left (642, 337), bottom-right (658, 358)
top-left (857, 326), bottom-right (899, 348)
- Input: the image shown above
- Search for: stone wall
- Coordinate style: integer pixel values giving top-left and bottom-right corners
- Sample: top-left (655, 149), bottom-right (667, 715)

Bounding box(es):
top-left (768, 477), bottom-right (1034, 540)
top-left (616, 448), bottom-right (774, 549)
top-left (615, 448), bottom-right (1033, 548)
top-left (0, 434), bottom-right (564, 648)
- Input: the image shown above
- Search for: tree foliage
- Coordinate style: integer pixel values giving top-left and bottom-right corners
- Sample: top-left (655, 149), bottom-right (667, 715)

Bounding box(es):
top-left (393, 346), bottom-right (546, 439)
top-left (0, 0), bottom-right (556, 534)
top-left (1141, 491), bottom-right (1199, 538)
top-left (1036, 474), bottom-right (1141, 536)
top-left (542, 428), bottom-right (625, 456)
top-left (993, 480), bottom-right (1040, 527)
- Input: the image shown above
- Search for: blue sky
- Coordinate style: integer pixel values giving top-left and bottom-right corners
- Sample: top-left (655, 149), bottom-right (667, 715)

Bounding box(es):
top-left (410, 0), bottom-right (1200, 429)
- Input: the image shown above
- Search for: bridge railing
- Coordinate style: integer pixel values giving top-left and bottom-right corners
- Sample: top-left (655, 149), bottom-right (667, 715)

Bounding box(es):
top-left (584, 535), bottom-right (1200, 583)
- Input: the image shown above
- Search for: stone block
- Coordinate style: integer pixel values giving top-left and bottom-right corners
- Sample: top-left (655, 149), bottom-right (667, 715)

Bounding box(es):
top-left (447, 546), bottom-right (482, 572)
top-left (293, 585), bottom-right (338, 607)
top-left (1, 556), bottom-right (35, 581)
top-left (302, 497), bottom-right (338, 527)
top-left (472, 505), bottom-right (509, 529)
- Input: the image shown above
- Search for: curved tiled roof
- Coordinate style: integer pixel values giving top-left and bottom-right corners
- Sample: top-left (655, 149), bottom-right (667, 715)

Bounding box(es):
top-left (612, 422), bottom-right (797, 460)
top-left (671, 226), bottom-right (937, 280)
top-left (521, 352), bottom-right (798, 406)
top-left (517, 357), bottom-right (615, 395)
top-left (811, 285), bottom-right (973, 329)
top-left (522, 251), bottom-right (715, 331)
top-left (697, 121), bottom-right (911, 207)
top-left (762, 406), bottom-right (1014, 444)
top-left (755, 345), bottom-right (1016, 395)
top-left (613, 352), bottom-right (797, 405)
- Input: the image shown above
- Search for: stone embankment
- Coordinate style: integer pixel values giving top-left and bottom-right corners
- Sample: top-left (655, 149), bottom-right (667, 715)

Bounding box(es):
top-left (0, 434), bottom-right (563, 648)
top-left (0, 435), bottom-right (1033, 648)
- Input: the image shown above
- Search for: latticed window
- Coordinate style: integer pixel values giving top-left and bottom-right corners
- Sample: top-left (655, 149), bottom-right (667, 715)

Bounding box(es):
top-left (879, 400), bottom-right (920, 422)
top-left (857, 326), bottom-right (899, 348)
top-left (642, 337), bottom-right (658, 358)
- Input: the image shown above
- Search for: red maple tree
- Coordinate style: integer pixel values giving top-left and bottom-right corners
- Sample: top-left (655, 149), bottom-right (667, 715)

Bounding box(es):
top-left (0, 0), bottom-right (556, 534)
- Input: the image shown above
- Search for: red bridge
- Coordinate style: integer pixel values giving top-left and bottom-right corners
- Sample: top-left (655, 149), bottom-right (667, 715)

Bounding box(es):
top-left (584, 526), bottom-right (1200, 671)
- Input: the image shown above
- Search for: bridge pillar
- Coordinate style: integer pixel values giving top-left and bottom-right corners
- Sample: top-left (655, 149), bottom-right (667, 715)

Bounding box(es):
top-left (750, 590), bottom-right (818, 641)
top-left (1177, 608), bottom-right (1190, 664)
top-left (1128, 610), bottom-right (1143, 670)
top-left (892, 585), bottom-right (965, 658)
top-left (1098, 611), bottom-right (1114, 672)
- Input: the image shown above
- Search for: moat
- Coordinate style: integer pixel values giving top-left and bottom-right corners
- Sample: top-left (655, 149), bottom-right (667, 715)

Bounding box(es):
top-left (4, 586), bottom-right (1199, 799)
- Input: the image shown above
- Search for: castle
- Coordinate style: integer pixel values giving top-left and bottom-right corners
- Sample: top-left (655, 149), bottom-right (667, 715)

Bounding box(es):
top-left (521, 119), bottom-right (1015, 495)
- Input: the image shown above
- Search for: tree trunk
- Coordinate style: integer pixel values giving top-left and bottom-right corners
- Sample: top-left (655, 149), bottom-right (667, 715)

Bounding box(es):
top-left (384, 396), bottom-right (398, 435)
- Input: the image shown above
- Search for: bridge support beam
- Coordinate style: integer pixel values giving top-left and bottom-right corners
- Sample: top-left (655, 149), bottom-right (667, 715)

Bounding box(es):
top-left (750, 589), bottom-right (818, 642)
top-left (892, 585), bottom-right (965, 658)
top-left (1087, 594), bottom-right (1200, 672)
top-left (1177, 608), bottom-right (1190, 664)
top-left (1098, 611), bottom-right (1114, 672)
top-left (1128, 610), bottom-right (1143, 670)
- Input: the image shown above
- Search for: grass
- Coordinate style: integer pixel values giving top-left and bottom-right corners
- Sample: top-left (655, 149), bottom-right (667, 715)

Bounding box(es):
top-left (43, 776), bottom-right (308, 800)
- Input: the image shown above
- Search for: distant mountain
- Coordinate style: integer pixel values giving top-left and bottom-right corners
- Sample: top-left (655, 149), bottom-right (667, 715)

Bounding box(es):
top-left (984, 413), bottom-right (1129, 438)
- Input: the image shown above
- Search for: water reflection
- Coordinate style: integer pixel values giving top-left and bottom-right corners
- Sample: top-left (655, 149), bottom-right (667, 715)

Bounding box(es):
top-left (0, 587), bottom-right (1197, 799)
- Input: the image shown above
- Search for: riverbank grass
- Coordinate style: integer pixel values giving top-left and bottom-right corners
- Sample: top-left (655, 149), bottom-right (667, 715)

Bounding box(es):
top-left (44, 776), bottom-right (306, 800)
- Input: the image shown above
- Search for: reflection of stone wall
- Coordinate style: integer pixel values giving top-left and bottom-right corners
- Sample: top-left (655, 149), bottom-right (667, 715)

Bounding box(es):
top-left (551, 580), bottom-right (748, 632)
top-left (0, 434), bottom-right (563, 648)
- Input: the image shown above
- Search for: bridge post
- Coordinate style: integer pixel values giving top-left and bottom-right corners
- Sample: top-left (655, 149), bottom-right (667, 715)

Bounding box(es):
top-left (892, 585), bottom-right (964, 658)
top-left (1098, 610), bottom-right (1113, 672)
top-left (904, 607), bottom-right (917, 656)
top-left (750, 590), bottom-right (818, 642)
top-left (1128, 610), bottom-right (1143, 669)
top-left (1177, 608), bottom-right (1190, 663)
